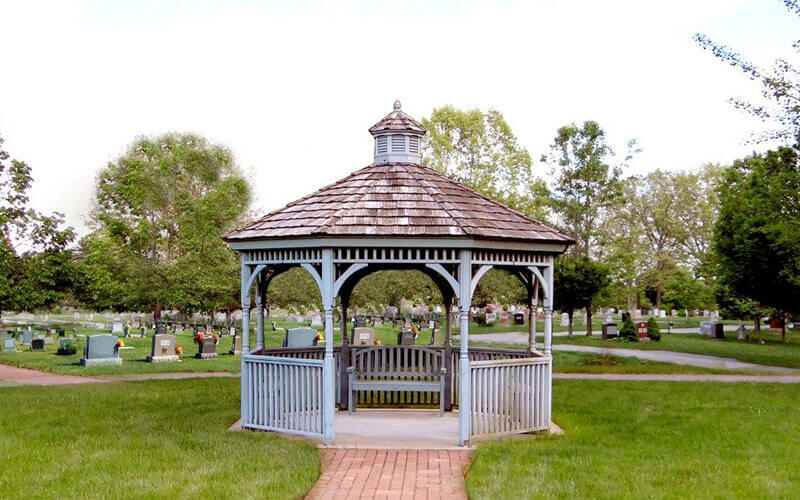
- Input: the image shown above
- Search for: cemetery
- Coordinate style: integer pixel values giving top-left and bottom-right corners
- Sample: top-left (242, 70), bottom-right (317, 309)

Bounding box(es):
top-left (3, 2), bottom-right (800, 494)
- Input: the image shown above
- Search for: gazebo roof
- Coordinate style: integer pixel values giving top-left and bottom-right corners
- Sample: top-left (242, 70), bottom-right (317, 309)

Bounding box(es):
top-left (225, 162), bottom-right (572, 245)
top-left (368, 101), bottom-right (426, 134)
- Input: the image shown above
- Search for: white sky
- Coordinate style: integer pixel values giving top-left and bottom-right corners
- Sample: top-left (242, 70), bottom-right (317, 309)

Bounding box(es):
top-left (0, 0), bottom-right (797, 234)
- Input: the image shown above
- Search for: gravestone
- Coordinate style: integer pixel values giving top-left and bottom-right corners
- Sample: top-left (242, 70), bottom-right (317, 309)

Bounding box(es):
top-left (21, 330), bottom-right (32, 345)
top-left (635, 321), bottom-right (649, 339)
top-left (397, 330), bottom-right (416, 345)
top-left (671, 309), bottom-right (678, 317)
top-left (560, 313), bottom-right (569, 327)
top-left (603, 312), bottom-right (613, 324)
top-left (111, 321), bottom-right (124, 335)
top-left (147, 334), bottom-right (180, 363)
top-left (2, 337), bottom-right (17, 352)
top-left (284, 327), bottom-right (317, 347)
top-left (703, 309), bottom-right (710, 317)
top-left (353, 327), bottom-right (375, 346)
top-left (621, 311), bottom-right (631, 324)
top-left (513, 312), bottom-right (525, 325)
top-left (156, 324), bottom-right (167, 336)
top-left (31, 338), bottom-right (45, 351)
top-left (699, 321), bottom-right (712, 336)
top-left (659, 310), bottom-right (667, 318)
top-left (195, 337), bottom-right (218, 359)
top-left (737, 325), bottom-right (748, 340)
top-left (485, 312), bottom-right (497, 325)
top-left (310, 314), bottom-right (323, 328)
top-left (229, 326), bottom-right (237, 337)
top-left (633, 309), bottom-right (642, 320)
top-left (176, 324), bottom-right (184, 334)
top-left (602, 322), bottom-right (618, 340)
top-left (80, 334), bottom-right (122, 366)
top-left (355, 316), bottom-right (366, 328)
top-left (229, 333), bottom-right (242, 355)
top-left (712, 323), bottom-right (725, 340)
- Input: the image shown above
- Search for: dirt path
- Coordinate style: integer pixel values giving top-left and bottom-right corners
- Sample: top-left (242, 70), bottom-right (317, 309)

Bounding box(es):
top-left (0, 364), bottom-right (107, 386)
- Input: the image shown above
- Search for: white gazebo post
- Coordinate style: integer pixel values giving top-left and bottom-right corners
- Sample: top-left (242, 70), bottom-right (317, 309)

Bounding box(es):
top-left (543, 261), bottom-right (554, 422)
top-left (255, 281), bottom-right (264, 351)
top-left (321, 248), bottom-right (335, 444)
top-left (458, 250), bottom-right (472, 446)
top-left (240, 263), bottom-right (251, 423)
top-left (528, 279), bottom-right (538, 352)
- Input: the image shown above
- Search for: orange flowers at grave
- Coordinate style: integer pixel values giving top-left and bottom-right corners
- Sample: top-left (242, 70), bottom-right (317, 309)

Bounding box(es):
top-left (175, 345), bottom-right (183, 355)
top-left (116, 339), bottom-right (124, 348)
top-left (211, 332), bottom-right (220, 344)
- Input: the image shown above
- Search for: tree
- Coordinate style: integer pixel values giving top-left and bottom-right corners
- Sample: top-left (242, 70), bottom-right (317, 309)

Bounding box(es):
top-left (713, 145), bottom-right (800, 342)
top-left (553, 256), bottom-right (611, 336)
top-left (544, 120), bottom-right (634, 257)
top-left (0, 134), bottom-right (75, 312)
top-left (422, 106), bottom-right (550, 219)
top-left (89, 133), bottom-right (251, 319)
top-left (695, 1), bottom-right (800, 143)
top-left (661, 269), bottom-right (714, 313)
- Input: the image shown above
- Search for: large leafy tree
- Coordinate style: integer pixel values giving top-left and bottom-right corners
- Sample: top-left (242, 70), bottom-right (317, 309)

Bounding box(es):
top-left (695, 0), bottom-right (800, 143)
top-left (0, 135), bottom-right (75, 312)
top-left (714, 145), bottom-right (800, 342)
top-left (87, 133), bottom-right (251, 319)
top-left (553, 256), bottom-right (610, 336)
top-left (422, 106), bottom-right (549, 218)
top-left (544, 120), bottom-right (633, 258)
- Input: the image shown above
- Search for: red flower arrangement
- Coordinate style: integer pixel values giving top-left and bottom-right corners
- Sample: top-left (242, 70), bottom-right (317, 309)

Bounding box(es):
top-left (193, 332), bottom-right (205, 345)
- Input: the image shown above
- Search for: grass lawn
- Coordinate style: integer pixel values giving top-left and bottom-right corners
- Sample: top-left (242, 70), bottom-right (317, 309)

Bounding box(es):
top-left (553, 330), bottom-right (800, 369)
top-left (549, 350), bottom-right (748, 374)
top-left (467, 380), bottom-right (800, 498)
top-left (0, 378), bottom-right (319, 498)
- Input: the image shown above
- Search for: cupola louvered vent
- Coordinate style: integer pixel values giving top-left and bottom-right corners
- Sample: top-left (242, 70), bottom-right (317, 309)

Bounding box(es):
top-left (391, 135), bottom-right (406, 152)
top-left (409, 135), bottom-right (419, 154)
top-left (376, 136), bottom-right (388, 154)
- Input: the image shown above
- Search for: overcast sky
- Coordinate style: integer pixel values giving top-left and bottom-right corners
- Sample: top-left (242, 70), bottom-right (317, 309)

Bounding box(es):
top-left (0, 0), bottom-right (797, 234)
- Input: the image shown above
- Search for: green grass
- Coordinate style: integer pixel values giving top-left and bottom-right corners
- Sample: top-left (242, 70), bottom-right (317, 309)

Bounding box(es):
top-left (0, 378), bottom-right (319, 498)
top-left (554, 330), bottom-right (800, 369)
top-left (550, 350), bottom-right (747, 374)
top-left (467, 380), bottom-right (800, 498)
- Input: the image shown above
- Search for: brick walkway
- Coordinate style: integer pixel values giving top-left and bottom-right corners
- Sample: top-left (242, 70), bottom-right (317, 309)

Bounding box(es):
top-left (306, 449), bottom-right (472, 499)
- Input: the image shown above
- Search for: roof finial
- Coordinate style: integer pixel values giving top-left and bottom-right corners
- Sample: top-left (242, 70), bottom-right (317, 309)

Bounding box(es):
top-left (393, 99), bottom-right (401, 111)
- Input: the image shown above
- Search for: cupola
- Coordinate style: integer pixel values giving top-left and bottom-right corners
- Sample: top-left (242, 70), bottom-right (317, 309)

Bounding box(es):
top-left (369, 100), bottom-right (426, 165)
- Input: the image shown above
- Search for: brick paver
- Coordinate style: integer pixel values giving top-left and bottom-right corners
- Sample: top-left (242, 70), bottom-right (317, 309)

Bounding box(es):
top-left (306, 449), bottom-right (472, 499)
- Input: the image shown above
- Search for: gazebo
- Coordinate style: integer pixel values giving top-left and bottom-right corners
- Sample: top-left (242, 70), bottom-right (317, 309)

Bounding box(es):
top-left (224, 101), bottom-right (571, 446)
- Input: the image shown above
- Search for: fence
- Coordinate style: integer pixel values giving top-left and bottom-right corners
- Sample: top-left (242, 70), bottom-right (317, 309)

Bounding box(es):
top-left (469, 356), bottom-right (550, 437)
top-left (241, 354), bottom-right (325, 438)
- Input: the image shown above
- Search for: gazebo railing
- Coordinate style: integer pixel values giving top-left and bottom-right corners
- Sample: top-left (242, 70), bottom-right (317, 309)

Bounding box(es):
top-left (469, 356), bottom-right (551, 438)
top-left (241, 354), bottom-right (325, 438)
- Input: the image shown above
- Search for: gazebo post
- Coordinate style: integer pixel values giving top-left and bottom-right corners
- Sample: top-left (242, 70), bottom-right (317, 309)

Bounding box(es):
top-left (321, 248), bottom-right (336, 444)
top-left (543, 263), bottom-right (554, 424)
top-left (240, 263), bottom-right (251, 425)
top-left (339, 290), bottom-right (351, 409)
top-left (458, 250), bottom-right (472, 446)
top-left (255, 280), bottom-right (264, 351)
top-left (528, 278), bottom-right (538, 352)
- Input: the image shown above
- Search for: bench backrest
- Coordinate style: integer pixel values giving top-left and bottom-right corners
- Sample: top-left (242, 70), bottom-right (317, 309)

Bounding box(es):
top-left (350, 345), bottom-right (443, 378)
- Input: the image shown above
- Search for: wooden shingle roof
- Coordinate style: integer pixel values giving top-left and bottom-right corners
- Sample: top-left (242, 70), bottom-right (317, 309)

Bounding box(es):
top-left (225, 163), bottom-right (572, 244)
top-left (368, 101), bottom-right (425, 134)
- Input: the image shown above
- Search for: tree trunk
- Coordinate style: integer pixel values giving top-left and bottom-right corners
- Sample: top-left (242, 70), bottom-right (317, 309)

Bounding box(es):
top-left (154, 300), bottom-right (162, 322)
top-left (781, 312), bottom-right (786, 344)
top-left (568, 311), bottom-right (574, 338)
top-left (655, 290), bottom-right (663, 309)
top-left (586, 303), bottom-right (593, 336)
top-left (636, 292), bottom-right (642, 310)
top-left (753, 315), bottom-right (762, 343)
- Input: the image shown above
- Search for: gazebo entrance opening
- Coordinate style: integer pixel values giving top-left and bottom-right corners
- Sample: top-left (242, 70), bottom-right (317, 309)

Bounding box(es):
top-left (225, 102), bottom-right (571, 445)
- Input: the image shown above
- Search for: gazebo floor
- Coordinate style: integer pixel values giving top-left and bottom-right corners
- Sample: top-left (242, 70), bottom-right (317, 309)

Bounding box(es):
top-left (328, 409), bottom-right (463, 450)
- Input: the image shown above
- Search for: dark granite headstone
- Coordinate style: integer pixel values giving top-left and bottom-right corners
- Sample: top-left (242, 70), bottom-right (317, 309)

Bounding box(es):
top-left (602, 322), bottom-right (618, 339)
top-left (513, 312), bottom-right (525, 325)
top-left (229, 333), bottom-right (242, 355)
top-left (195, 337), bottom-right (218, 359)
top-left (397, 331), bottom-right (416, 345)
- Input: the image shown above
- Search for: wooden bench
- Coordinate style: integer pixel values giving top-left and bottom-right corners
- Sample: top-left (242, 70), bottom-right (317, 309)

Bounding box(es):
top-left (346, 345), bottom-right (446, 415)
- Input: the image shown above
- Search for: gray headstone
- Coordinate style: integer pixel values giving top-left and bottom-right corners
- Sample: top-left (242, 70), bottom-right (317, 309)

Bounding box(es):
top-left (229, 333), bottom-right (242, 355)
top-left (485, 312), bottom-right (497, 325)
top-left (21, 330), bottom-right (32, 345)
top-left (80, 334), bottom-right (121, 366)
top-left (147, 334), bottom-right (179, 363)
top-left (353, 327), bottom-right (375, 346)
top-left (310, 315), bottom-right (323, 328)
top-left (699, 321), bottom-right (712, 336)
top-left (285, 327), bottom-right (317, 347)
top-left (111, 321), bottom-right (124, 334)
top-left (2, 337), bottom-right (16, 352)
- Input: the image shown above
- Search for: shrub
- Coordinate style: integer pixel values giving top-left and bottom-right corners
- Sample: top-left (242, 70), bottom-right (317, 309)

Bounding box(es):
top-left (647, 317), bottom-right (661, 341)
top-left (56, 339), bottom-right (77, 355)
top-left (620, 316), bottom-right (637, 340)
